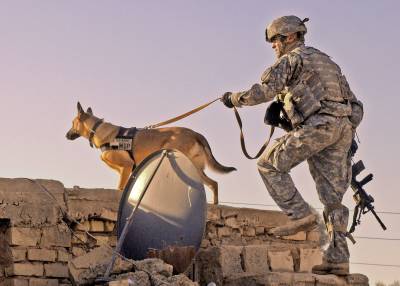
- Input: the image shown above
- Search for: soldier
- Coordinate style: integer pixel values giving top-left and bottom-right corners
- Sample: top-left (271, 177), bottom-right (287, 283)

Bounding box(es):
top-left (221, 16), bottom-right (363, 275)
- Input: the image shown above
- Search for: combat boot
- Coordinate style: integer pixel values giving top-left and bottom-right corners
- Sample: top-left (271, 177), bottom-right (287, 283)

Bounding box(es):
top-left (267, 213), bottom-right (318, 236)
top-left (312, 260), bottom-right (349, 275)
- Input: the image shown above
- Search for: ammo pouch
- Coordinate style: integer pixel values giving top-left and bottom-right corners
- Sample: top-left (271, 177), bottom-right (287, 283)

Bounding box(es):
top-left (282, 71), bottom-right (324, 127)
top-left (264, 101), bottom-right (292, 131)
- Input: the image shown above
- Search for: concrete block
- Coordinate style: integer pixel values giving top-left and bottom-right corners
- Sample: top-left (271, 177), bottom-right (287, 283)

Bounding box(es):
top-left (57, 249), bottom-right (70, 262)
top-left (11, 248), bottom-right (27, 262)
top-left (29, 278), bottom-right (59, 286)
top-left (7, 228), bottom-right (40, 246)
top-left (28, 249), bottom-right (57, 262)
top-left (108, 271), bottom-right (150, 286)
top-left (268, 250), bottom-right (294, 272)
top-left (299, 248), bottom-right (323, 272)
top-left (242, 245), bottom-right (269, 275)
top-left (44, 263), bottom-right (69, 278)
top-left (40, 225), bottom-right (71, 248)
top-left (89, 220), bottom-right (104, 232)
top-left (5, 263), bottom-right (44, 277)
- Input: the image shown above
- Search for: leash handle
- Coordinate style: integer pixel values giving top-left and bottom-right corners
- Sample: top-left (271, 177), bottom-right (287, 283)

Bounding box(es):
top-left (145, 97), bottom-right (221, 129)
top-left (233, 106), bottom-right (274, 160)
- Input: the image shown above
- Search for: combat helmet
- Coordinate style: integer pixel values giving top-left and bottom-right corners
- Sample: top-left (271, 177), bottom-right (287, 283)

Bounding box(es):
top-left (266, 15), bottom-right (309, 42)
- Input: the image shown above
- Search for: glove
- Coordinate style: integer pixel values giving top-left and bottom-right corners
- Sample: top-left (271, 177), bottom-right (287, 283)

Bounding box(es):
top-left (221, 92), bottom-right (234, 108)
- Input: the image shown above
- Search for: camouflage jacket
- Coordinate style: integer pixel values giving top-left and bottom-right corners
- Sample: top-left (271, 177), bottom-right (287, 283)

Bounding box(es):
top-left (231, 43), bottom-right (362, 127)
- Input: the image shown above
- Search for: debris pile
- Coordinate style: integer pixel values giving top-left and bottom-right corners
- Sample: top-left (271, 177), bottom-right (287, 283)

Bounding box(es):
top-left (0, 178), bottom-right (369, 285)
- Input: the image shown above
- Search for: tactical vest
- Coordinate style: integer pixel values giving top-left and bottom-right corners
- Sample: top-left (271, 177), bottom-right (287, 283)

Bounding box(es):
top-left (277, 46), bottom-right (353, 127)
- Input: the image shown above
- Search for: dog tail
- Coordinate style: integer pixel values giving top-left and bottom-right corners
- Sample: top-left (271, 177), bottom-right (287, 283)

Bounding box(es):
top-left (196, 133), bottom-right (236, 173)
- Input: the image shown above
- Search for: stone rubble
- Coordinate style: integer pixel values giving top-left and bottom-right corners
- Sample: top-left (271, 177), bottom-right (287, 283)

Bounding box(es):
top-left (0, 178), bottom-right (368, 286)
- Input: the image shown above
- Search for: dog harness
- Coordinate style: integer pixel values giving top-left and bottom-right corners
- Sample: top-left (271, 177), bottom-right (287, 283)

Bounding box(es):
top-left (100, 127), bottom-right (138, 159)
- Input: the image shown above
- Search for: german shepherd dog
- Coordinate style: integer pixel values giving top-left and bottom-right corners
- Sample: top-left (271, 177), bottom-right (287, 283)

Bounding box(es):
top-left (66, 102), bottom-right (235, 204)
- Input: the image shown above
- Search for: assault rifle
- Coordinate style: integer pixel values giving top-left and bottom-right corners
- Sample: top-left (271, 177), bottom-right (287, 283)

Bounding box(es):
top-left (348, 140), bottom-right (387, 236)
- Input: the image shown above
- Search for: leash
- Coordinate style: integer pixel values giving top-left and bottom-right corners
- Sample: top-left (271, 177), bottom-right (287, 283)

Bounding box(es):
top-left (233, 106), bottom-right (275, 160)
top-left (145, 97), bottom-right (221, 129)
top-left (144, 96), bottom-right (274, 160)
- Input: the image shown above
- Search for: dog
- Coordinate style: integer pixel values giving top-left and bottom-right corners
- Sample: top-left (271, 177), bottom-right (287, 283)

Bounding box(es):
top-left (66, 102), bottom-right (236, 204)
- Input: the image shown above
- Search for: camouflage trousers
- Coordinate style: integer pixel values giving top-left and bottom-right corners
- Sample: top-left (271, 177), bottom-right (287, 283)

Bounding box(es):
top-left (257, 117), bottom-right (353, 263)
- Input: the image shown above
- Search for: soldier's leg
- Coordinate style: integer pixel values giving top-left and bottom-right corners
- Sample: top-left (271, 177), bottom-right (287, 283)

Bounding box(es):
top-left (257, 124), bottom-right (344, 230)
top-left (308, 118), bottom-right (353, 274)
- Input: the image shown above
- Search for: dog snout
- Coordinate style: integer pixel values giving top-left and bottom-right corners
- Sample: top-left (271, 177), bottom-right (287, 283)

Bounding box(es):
top-left (66, 130), bottom-right (80, 140)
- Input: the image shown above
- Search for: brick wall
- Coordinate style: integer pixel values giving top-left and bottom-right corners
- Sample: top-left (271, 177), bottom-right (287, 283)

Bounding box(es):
top-left (0, 178), bottom-right (368, 286)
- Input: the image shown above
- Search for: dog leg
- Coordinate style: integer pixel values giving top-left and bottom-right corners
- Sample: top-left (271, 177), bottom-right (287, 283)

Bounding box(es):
top-left (197, 170), bottom-right (219, 205)
top-left (101, 150), bottom-right (135, 192)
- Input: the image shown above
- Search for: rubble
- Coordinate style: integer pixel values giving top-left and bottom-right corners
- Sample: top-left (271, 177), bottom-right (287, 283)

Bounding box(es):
top-left (0, 178), bottom-right (369, 286)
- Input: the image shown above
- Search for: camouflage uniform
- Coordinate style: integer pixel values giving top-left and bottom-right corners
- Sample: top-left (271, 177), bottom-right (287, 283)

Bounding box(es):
top-left (230, 41), bottom-right (361, 264)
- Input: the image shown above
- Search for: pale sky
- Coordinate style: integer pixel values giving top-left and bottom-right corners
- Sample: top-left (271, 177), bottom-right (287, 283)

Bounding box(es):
top-left (0, 1), bottom-right (399, 284)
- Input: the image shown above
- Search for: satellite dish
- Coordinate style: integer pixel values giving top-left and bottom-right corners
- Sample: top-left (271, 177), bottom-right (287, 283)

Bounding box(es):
top-left (117, 149), bottom-right (207, 273)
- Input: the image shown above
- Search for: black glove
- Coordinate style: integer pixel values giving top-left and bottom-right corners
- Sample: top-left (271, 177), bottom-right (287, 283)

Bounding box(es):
top-left (221, 92), bottom-right (234, 108)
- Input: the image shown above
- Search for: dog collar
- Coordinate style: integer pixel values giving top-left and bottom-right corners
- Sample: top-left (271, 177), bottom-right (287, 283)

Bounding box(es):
top-left (89, 118), bottom-right (104, 148)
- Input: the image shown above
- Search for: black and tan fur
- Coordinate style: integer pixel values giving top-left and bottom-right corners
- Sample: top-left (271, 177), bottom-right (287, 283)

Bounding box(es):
top-left (66, 102), bottom-right (235, 204)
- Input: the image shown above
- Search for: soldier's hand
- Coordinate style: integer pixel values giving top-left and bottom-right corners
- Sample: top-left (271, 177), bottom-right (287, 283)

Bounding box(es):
top-left (221, 92), bottom-right (234, 108)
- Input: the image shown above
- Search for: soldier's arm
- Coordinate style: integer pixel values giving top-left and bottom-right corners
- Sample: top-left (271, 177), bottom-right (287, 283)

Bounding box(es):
top-left (230, 54), bottom-right (301, 107)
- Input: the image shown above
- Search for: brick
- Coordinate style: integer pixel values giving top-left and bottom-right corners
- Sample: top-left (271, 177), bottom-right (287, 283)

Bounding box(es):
top-left (99, 209), bottom-right (118, 221)
top-left (28, 249), bottom-right (57, 262)
top-left (7, 228), bottom-right (40, 246)
top-left (75, 221), bottom-right (90, 232)
top-left (71, 232), bottom-right (87, 244)
top-left (224, 217), bottom-right (239, 228)
top-left (40, 226), bottom-right (71, 247)
top-left (206, 205), bottom-right (221, 221)
top-left (5, 263), bottom-right (44, 277)
top-left (217, 226), bottom-right (232, 238)
top-left (315, 274), bottom-right (347, 286)
top-left (89, 220), bottom-right (104, 232)
top-left (29, 278), bottom-right (59, 286)
top-left (219, 246), bottom-right (243, 277)
top-left (57, 249), bottom-right (70, 262)
top-left (94, 235), bottom-right (109, 246)
top-left (11, 248), bottom-right (27, 262)
top-left (200, 239), bottom-right (210, 248)
top-left (243, 226), bottom-right (256, 237)
top-left (242, 245), bottom-right (269, 275)
top-left (44, 263), bottom-right (68, 278)
top-left (268, 250), bottom-right (294, 272)
top-left (221, 207), bottom-right (239, 218)
top-left (71, 247), bottom-right (86, 257)
top-left (283, 231), bottom-right (307, 241)
top-left (299, 248), bottom-right (323, 272)
top-left (109, 236), bottom-right (117, 247)
top-left (255, 226), bottom-right (265, 235)
top-left (292, 272), bottom-right (316, 286)
top-left (346, 274), bottom-right (369, 286)
top-left (104, 221), bottom-right (115, 232)
top-left (2, 278), bottom-right (29, 286)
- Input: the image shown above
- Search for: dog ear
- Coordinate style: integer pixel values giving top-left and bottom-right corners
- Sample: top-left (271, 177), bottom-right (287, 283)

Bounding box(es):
top-left (87, 107), bottom-right (93, 115)
top-left (77, 102), bottom-right (84, 115)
